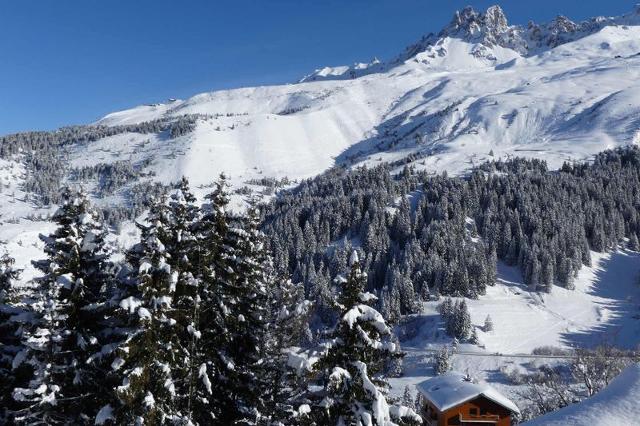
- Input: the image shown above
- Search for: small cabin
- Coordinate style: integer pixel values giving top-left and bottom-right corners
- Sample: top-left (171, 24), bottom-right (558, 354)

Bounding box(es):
top-left (416, 372), bottom-right (520, 426)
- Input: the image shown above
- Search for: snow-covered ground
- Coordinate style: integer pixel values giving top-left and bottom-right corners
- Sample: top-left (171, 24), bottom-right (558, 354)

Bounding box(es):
top-left (3, 5), bottom-right (640, 418)
top-left (3, 7), bottom-right (640, 218)
top-left (388, 249), bottom-right (640, 409)
top-left (523, 362), bottom-right (640, 425)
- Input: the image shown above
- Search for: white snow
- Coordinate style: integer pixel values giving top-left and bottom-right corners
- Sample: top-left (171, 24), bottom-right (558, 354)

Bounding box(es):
top-left (95, 404), bottom-right (114, 425)
top-left (362, 365), bottom-right (392, 424)
top-left (119, 296), bottom-right (143, 314)
top-left (198, 363), bottom-right (212, 394)
top-left (388, 248), bottom-right (640, 419)
top-left (295, 404), bottom-right (311, 416)
top-left (143, 391), bottom-right (155, 408)
top-left (469, 251), bottom-right (640, 353)
top-left (416, 371), bottom-right (520, 414)
top-left (111, 357), bottom-right (125, 371)
top-left (343, 304), bottom-right (390, 334)
top-left (137, 307), bottom-right (151, 320)
top-left (187, 324), bottom-right (201, 339)
top-left (524, 363), bottom-right (640, 426)
top-left (329, 366), bottom-right (351, 382)
top-left (287, 349), bottom-right (319, 374)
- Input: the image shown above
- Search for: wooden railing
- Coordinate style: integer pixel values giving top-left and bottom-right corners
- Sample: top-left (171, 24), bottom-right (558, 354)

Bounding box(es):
top-left (459, 413), bottom-right (501, 422)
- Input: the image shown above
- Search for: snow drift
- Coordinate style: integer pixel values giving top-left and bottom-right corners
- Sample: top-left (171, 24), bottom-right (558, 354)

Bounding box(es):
top-left (523, 363), bottom-right (640, 426)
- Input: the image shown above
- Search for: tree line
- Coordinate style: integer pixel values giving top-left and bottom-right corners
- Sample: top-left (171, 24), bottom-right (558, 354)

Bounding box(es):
top-left (0, 115), bottom-right (202, 206)
top-left (0, 177), bottom-right (420, 425)
top-left (261, 147), bottom-right (640, 325)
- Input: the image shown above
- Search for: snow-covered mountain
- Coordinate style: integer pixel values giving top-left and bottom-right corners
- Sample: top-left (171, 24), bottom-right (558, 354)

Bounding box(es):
top-left (88, 4), bottom-right (640, 193)
top-left (2, 2), bottom-right (640, 303)
top-left (3, 2), bottom-right (640, 292)
top-left (3, 5), bottom-right (640, 420)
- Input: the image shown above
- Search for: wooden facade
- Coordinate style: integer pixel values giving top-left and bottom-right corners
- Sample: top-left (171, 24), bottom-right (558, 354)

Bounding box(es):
top-left (421, 395), bottom-right (513, 426)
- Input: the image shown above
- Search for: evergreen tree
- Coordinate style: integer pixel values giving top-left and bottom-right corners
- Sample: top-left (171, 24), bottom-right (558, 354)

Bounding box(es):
top-left (223, 206), bottom-right (270, 423)
top-left (433, 347), bottom-right (452, 376)
top-left (189, 175), bottom-right (237, 423)
top-left (192, 177), bottom-right (273, 424)
top-left (164, 178), bottom-right (203, 423)
top-left (483, 315), bottom-right (494, 332)
top-left (306, 251), bottom-right (419, 425)
top-left (401, 386), bottom-right (413, 409)
top-left (0, 251), bottom-right (25, 422)
top-left (113, 197), bottom-right (187, 424)
top-left (13, 188), bottom-right (115, 424)
top-left (452, 300), bottom-right (472, 341)
top-left (260, 275), bottom-right (311, 424)
top-left (469, 328), bottom-right (479, 345)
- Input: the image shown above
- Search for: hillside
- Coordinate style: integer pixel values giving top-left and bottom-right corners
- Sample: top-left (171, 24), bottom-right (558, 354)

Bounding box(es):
top-left (523, 363), bottom-right (640, 425)
top-left (2, 6), bottom-right (640, 217)
top-left (2, 4), bottom-right (640, 423)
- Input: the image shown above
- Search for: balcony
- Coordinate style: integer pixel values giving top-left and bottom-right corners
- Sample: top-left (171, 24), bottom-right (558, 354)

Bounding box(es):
top-left (459, 413), bottom-right (500, 423)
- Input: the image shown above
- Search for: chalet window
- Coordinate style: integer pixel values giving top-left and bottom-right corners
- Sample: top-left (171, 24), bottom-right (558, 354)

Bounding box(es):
top-left (469, 408), bottom-right (478, 416)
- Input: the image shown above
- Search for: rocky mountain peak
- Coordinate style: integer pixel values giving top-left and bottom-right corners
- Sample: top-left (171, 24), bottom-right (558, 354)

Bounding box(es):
top-left (443, 5), bottom-right (508, 41)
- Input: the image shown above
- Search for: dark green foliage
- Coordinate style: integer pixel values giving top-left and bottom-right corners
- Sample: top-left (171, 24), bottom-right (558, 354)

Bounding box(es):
top-left (114, 198), bottom-right (185, 424)
top-left (0, 251), bottom-right (25, 423)
top-left (438, 298), bottom-right (472, 341)
top-left (12, 188), bottom-right (116, 424)
top-left (262, 147), bottom-right (640, 322)
top-left (304, 253), bottom-right (418, 425)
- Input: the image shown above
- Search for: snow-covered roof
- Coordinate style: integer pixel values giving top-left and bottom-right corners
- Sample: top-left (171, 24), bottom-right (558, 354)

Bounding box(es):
top-left (523, 363), bottom-right (640, 426)
top-left (416, 372), bottom-right (520, 414)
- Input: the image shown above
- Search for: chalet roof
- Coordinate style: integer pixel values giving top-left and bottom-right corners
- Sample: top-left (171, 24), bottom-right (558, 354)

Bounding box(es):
top-left (416, 372), bottom-right (520, 414)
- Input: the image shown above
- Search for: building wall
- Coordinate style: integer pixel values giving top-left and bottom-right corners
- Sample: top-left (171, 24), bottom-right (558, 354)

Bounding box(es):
top-left (424, 395), bottom-right (512, 426)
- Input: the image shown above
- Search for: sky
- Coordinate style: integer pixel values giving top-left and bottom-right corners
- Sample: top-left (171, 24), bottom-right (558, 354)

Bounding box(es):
top-left (0, 0), bottom-right (636, 135)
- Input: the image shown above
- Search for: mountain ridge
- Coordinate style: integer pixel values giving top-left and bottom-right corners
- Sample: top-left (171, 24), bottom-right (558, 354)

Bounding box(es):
top-left (301, 4), bottom-right (640, 82)
top-left (2, 4), bottom-right (640, 220)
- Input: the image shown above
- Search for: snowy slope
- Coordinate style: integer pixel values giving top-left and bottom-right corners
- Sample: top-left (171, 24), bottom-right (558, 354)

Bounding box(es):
top-left (387, 247), bottom-right (640, 412)
top-left (523, 363), bottom-right (640, 426)
top-left (2, 2), bottom-right (640, 337)
top-left (2, 3), bottom-right (640, 311)
top-left (85, 5), bottom-right (640, 191)
top-left (2, 5), bottom-right (640, 421)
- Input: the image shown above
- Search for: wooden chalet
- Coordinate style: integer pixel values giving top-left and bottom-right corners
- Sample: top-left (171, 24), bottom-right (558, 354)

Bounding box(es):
top-left (416, 372), bottom-right (520, 426)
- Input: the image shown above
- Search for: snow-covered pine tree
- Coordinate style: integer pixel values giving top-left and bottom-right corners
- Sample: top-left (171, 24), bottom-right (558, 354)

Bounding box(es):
top-left (433, 347), bottom-right (452, 376)
top-left (222, 205), bottom-right (270, 423)
top-left (188, 175), bottom-right (272, 424)
top-left (483, 314), bottom-right (493, 332)
top-left (413, 392), bottom-right (424, 414)
top-left (260, 272), bottom-right (311, 424)
top-left (163, 178), bottom-right (203, 422)
top-left (113, 196), bottom-right (186, 424)
top-left (0, 251), bottom-right (25, 422)
top-left (401, 386), bottom-right (413, 409)
top-left (12, 187), bottom-right (116, 424)
top-left (307, 251), bottom-right (420, 426)
top-left (469, 327), bottom-right (479, 345)
top-left (188, 174), bottom-right (237, 423)
top-left (453, 300), bottom-right (472, 341)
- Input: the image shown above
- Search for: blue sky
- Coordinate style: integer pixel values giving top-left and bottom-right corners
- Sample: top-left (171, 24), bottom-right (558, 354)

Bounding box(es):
top-left (0, 0), bottom-right (635, 135)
